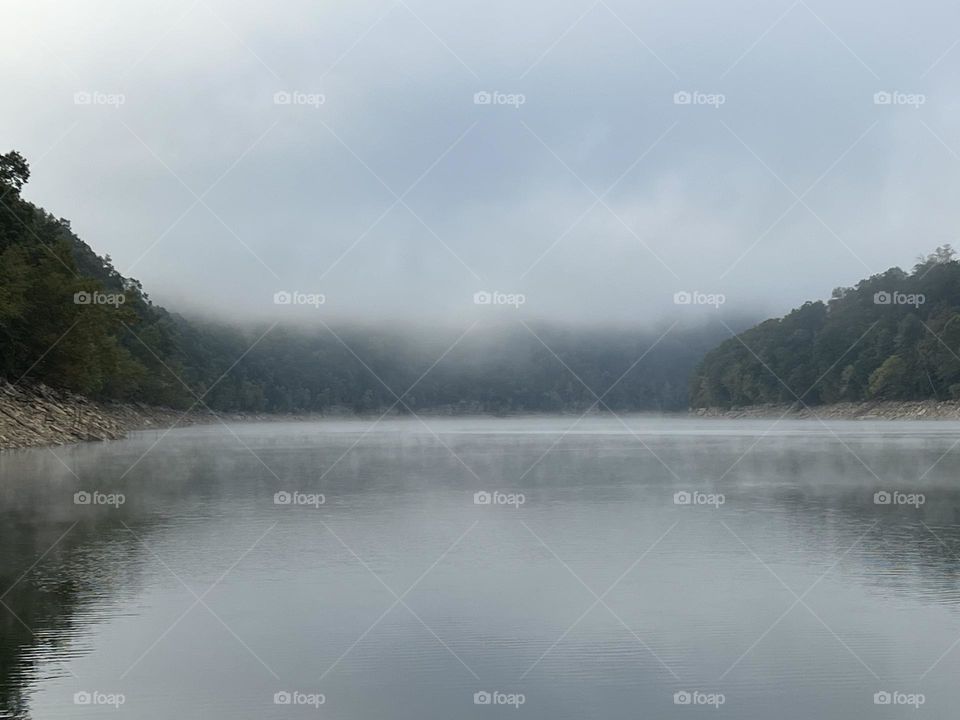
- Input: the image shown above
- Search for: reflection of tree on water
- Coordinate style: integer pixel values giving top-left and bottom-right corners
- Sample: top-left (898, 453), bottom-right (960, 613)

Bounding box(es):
top-left (0, 440), bottom-right (192, 719)
top-left (590, 429), bottom-right (960, 610)
top-left (693, 432), bottom-right (960, 606)
top-left (3, 427), bottom-right (960, 716)
top-left (0, 506), bottom-right (166, 719)
top-left (747, 490), bottom-right (960, 603)
top-left (2, 519), bottom-right (88, 717)
top-left (1, 520), bottom-right (84, 719)
top-left (0, 434), bottom-right (260, 718)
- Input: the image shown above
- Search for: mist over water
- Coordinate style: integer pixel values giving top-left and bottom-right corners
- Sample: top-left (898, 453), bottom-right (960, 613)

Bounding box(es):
top-left (3, 418), bottom-right (960, 719)
top-left (5, 2), bottom-right (960, 719)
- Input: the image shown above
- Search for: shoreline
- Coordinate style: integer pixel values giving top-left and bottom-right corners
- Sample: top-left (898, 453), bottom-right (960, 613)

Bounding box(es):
top-left (691, 399), bottom-right (960, 420)
top-left (0, 380), bottom-right (218, 451)
top-left (5, 380), bottom-right (960, 452)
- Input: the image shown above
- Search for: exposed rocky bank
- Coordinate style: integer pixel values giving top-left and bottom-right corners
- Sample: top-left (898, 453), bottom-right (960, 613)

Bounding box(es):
top-left (0, 380), bottom-right (216, 451)
top-left (5, 379), bottom-right (960, 452)
top-left (692, 399), bottom-right (960, 420)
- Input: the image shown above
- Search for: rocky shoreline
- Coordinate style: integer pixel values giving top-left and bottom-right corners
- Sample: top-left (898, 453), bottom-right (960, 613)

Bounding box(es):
top-left (692, 399), bottom-right (960, 420)
top-left (0, 380), bottom-right (217, 451)
top-left (5, 379), bottom-right (960, 452)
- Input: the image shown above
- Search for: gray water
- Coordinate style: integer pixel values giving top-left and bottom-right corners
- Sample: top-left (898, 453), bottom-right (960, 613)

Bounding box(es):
top-left (2, 416), bottom-right (960, 719)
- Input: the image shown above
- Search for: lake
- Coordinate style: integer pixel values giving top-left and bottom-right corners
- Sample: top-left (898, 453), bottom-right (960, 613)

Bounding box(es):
top-left (1, 416), bottom-right (959, 718)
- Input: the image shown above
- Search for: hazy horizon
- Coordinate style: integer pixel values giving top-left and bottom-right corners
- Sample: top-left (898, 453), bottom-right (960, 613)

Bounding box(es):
top-left (5, 0), bottom-right (959, 327)
top-left (7, 5), bottom-right (960, 718)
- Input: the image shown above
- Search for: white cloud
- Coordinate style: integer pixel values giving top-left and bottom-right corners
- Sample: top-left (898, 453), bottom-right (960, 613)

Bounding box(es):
top-left (5, 0), bottom-right (960, 325)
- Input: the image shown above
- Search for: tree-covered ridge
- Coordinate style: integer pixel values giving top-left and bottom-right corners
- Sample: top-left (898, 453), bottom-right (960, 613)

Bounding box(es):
top-left (1, 150), bottom-right (730, 414)
top-left (0, 151), bottom-right (190, 404)
top-left (690, 247), bottom-right (960, 408)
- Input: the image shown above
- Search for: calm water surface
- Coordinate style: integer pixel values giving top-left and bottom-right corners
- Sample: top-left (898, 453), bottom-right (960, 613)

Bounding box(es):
top-left (2, 416), bottom-right (960, 718)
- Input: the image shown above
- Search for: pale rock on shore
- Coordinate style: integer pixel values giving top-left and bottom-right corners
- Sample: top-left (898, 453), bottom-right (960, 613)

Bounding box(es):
top-left (693, 399), bottom-right (960, 420)
top-left (0, 380), bottom-right (213, 451)
top-left (5, 377), bottom-right (959, 452)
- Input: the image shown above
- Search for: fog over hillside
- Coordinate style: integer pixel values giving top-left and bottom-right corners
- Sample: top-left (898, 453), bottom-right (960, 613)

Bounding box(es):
top-left (4, 0), bottom-right (960, 326)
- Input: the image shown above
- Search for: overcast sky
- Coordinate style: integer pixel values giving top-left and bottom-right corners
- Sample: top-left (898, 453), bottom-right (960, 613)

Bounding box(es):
top-left (3, 0), bottom-right (960, 325)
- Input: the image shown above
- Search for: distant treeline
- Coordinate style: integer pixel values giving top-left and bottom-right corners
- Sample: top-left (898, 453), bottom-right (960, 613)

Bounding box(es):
top-left (0, 150), bottom-right (732, 414)
top-left (691, 246), bottom-right (960, 408)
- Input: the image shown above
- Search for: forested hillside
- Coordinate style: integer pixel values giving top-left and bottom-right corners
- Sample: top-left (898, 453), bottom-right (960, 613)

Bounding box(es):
top-left (690, 247), bottom-right (960, 408)
top-left (1, 150), bottom-right (730, 414)
top-left (0, 151), bottom-right (191, 405)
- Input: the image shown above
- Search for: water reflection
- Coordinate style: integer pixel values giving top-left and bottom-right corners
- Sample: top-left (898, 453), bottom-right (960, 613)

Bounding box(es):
top-left (1, 417), bottom-right (959, 718)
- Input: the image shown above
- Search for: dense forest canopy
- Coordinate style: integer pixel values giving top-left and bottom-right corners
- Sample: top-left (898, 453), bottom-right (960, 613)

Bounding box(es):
top-left (8, 147), bottom-right (959, 415)
top-left (0, 150), bottom-right (733, 414)
top-left (690, 246), bottom-right (960, 408)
